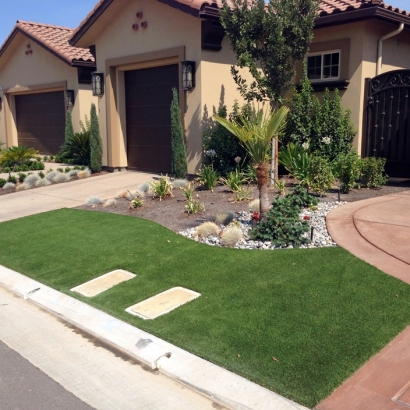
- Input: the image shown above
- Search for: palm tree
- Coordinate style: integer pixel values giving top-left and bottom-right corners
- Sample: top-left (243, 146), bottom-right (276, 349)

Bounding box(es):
top-left (214, 106), bottom-right (288, 216)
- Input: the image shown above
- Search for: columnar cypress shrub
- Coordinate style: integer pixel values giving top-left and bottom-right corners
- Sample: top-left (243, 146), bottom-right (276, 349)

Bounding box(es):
top-left (283, 63), bottom-right (315, 148)
top-left (89, 103), bottom-right (103, 173)
top-left (170, 88), bottom-right (187, 178)
top-left (65, 111), bottom-right (74, 143)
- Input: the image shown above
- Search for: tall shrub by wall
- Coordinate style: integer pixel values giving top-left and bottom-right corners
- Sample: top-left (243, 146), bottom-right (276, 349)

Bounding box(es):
top-left (89, 103), bottom-right (103, 173)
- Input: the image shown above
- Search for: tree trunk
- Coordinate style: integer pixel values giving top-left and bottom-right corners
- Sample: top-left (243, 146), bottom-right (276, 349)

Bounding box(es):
top-left (255, 161), bottom-right (271, 217)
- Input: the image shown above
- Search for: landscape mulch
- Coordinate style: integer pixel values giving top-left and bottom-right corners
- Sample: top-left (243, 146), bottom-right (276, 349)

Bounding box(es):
top-left (76, 176), bottom-right (410, 233)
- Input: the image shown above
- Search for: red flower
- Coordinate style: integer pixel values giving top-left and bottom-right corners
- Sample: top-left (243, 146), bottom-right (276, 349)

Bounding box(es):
top-left (252, 211), bottom-right (260, 221)
top-left (303, 215), bottom-right (310, 220)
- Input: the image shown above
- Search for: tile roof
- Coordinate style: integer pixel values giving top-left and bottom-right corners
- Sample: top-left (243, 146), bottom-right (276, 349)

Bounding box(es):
top-left (0, 21), bottom-right (95, 66)
top-left (318, 0), bottom-right (410, 17)
top-left (70, 0), bottom-right (410, 46)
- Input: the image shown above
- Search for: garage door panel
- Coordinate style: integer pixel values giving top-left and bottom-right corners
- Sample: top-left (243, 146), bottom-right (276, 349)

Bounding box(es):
top-left (15, 91), bottom-right (65, 154)
top-left (125, 65), bottom-right (179, 173)
top-left (126, 106), bottom-right (171, 128)
top-left (127, 126), bottom-right (172, 148)
top-left (126, 85), bottom-right (177, 108)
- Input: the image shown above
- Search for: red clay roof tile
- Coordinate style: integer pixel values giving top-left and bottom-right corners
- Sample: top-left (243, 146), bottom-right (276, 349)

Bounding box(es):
top-left (70, 0), bottom-right (410, 46)
top-left (0, 21), bottom-right (95, 66)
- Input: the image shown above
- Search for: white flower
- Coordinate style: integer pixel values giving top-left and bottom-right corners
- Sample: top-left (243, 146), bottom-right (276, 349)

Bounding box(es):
top-left (234, 156), bottom-right (241, 164)
top-left (302, 142), bottom-right (309, 150)
top-left (205, 149), bottom-right (216, 158)
top-left (322, 136), bottom-right (331, 145)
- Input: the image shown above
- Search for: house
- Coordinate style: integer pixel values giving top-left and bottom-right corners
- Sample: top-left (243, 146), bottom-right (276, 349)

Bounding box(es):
top-left (0, 21), bottom-right (97, 154)
top-left (1, 0), bottom-right (410, 176)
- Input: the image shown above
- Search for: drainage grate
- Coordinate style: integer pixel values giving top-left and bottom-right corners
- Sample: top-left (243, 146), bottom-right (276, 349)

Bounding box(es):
top-left (126, 287), bottom-right (201, 320)
top-left (71, 270), bottom-right (136, 297)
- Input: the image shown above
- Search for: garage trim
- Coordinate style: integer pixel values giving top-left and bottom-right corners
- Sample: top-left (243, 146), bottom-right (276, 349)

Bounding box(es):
top-left (3, 81), bottom-right (67, 148)
top-left (104, 46), bottom-right (185, 170)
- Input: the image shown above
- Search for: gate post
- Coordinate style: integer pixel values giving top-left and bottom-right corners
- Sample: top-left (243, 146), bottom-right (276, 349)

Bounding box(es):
top-left (362, 77), bottom-right (371, 158)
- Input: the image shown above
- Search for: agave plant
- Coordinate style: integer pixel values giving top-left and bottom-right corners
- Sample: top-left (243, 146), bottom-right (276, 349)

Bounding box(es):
top-left (0, 145), bottom-right (39, 168)
top-left (214, 106), bottom-right (288, 216)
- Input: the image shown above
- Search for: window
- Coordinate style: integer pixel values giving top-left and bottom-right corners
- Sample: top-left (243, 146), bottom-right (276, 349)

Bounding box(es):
top-left (307, 51), bottom-right (340, 81)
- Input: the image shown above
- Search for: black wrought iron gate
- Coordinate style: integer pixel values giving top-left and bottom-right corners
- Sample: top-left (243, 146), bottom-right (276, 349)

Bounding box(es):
top-left (363, 69), bottom-right (410, 178)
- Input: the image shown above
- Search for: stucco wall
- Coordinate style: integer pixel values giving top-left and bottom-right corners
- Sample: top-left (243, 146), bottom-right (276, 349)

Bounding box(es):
top-left (299, 20), bottom-right (410, 153)
top-left (0, 31), bottom-right (96, 150)
top-left (81, 0), bottom-right (201, 172)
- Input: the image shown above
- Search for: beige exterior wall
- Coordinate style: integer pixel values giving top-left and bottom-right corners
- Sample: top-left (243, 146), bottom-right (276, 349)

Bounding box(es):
top-left (300, 20), bottom-right (410, 154)
top-left (0, 31), bottom-right (96, 150)
top-left (79, 0), bottom-right (252, 173)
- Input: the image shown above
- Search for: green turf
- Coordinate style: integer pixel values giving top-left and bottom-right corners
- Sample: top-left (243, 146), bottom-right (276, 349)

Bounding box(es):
top-left (1, 208), bottom-right (409, 407)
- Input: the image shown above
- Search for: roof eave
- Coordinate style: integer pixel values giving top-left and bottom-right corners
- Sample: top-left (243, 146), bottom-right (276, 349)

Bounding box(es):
top-left (69, 0), bottom-right (114, 46)
top-left (315, 7), bottom-right (410, 29)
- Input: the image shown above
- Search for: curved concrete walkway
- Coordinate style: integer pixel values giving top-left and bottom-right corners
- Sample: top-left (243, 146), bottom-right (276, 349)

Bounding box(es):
top-left (317, 190), bottom-right (410, 410)
top-left (326, 190), bottom-right (410, 284)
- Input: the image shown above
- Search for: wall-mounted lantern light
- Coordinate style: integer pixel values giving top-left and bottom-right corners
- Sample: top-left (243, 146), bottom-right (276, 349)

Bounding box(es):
top-left (181, 61), bottom-right (195, 91)
top-left (65, 90), bottom-right (75, 108)
top-left (91, 72), bottom-right (105, 96)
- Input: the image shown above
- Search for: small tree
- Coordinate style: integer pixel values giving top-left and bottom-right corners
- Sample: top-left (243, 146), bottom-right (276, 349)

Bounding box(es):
top-left (220, 0), bottom-right (319, 180)
top-left (89, 103), bottom-right (103, 173)
top-left (215, 106), bottom-right (288, 216)
top-left (65, 111), bottom-right (75, 143)
top-left (170, 88), bottom-right (187, 178)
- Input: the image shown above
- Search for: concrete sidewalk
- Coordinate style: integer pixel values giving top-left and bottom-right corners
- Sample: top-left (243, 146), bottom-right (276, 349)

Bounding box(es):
top-left (0, 171), bottom-right (158, 223)
top-left (317, 191), bottom-right (410, 410)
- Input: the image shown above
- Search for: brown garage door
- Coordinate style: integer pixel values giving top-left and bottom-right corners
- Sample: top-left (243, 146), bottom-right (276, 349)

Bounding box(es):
top-left (125, 64), bottom-right (179, 173)
top-left (15, 91), bottom-right (65, 154)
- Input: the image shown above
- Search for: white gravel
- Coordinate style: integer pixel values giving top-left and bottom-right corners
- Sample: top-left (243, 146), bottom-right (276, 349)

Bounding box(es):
top-left (179, 201), bottom-right (347, 250)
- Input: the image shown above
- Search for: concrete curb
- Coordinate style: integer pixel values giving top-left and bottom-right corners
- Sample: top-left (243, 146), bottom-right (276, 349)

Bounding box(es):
top-left (0, 265), bottom-right (308, 410)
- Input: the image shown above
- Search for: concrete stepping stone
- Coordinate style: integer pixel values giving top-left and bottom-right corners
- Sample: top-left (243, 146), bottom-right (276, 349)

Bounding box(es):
top-left (71, 270), bottom-right (136, 297)
top-left (126, 287), bottom-right (200, 320)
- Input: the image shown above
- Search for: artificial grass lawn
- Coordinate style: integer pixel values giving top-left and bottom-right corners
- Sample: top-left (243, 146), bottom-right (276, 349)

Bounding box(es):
top-left (1, 209), bottom-right (410, 408)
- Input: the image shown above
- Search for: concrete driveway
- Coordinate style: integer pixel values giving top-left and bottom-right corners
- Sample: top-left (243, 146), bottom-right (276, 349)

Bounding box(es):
top-left (0, 171), bottom-right (158, 223)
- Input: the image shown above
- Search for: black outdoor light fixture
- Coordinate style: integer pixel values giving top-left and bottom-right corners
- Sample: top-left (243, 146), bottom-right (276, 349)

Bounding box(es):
top-left (65, 89), bottom-right (75, 108)
top-left (181, 60), bottom-right (195, 91)
top-left (92, 72), bottom-right (104, 96)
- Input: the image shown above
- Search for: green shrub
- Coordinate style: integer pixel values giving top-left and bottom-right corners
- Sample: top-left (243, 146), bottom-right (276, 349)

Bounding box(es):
top-left (129, 198), bottom-right (143, 209)
top-left (65, 111), bottom-right (75, 144)
top-left (49, 155), bottom-right (54, 161)
top-left (202, 103), bottom-right (249, 175)
top-left (220, 168), bottom-right (247, 192)
top-left (170, 88), bottom-right (188, 178)
top-left (282, 63), bottom-right (355, 161)
top-left (196, 165), bottom-right (219, 191)
top-left (38, 171), bottom-right (45, 179)
top-left (57, 168), bottom-right (64, 173)
top-left (278, 142), bottom-right (311, 186)
top-left (7, 175), bottom-right (17, 184)
top-left (58, 131), bottom-right (90, 165)
top-left (250, 195), bottom-right (310, 247)
top-left (30, 161), bottom-right (44, 171)
top-left (150, 175), bottom-right (173, 200)
top-left (0, 178), bottom-right (6, 188)
top-left (54, 155), bottom-right (65, 164)
top-left (185, 199), bottom-right (205, 214)
top-left (359, 157), bottom-right (388, 189)
top-left (307, 156), bottom-right (335, 196)
top-left (89, 103), bottom-right (103, 173)
top-left (13, 165), bottom-right (21, 172)
top-left (43, 155), bottom-right (49, 162)
top-left (18, 172), bottom-right (27, 182)
top-left (21, 164), bottom-right (29, 171)
top-left (35, 156), bottom-right (42, 162)
top-left (332, 149), bottom-right (361, 193)
top-left (3, 166), bottom-right (10, 174)
top-left (0, 145), bottom-right (39, 168)
top-left (65, 167), bottom-right (71, 173)
top-left (286, 184), bottom-right (319, 208)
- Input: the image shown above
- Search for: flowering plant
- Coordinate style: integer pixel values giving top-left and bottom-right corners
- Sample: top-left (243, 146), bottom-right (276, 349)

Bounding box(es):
top-left (252, 211), bottom-right (261, 221)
